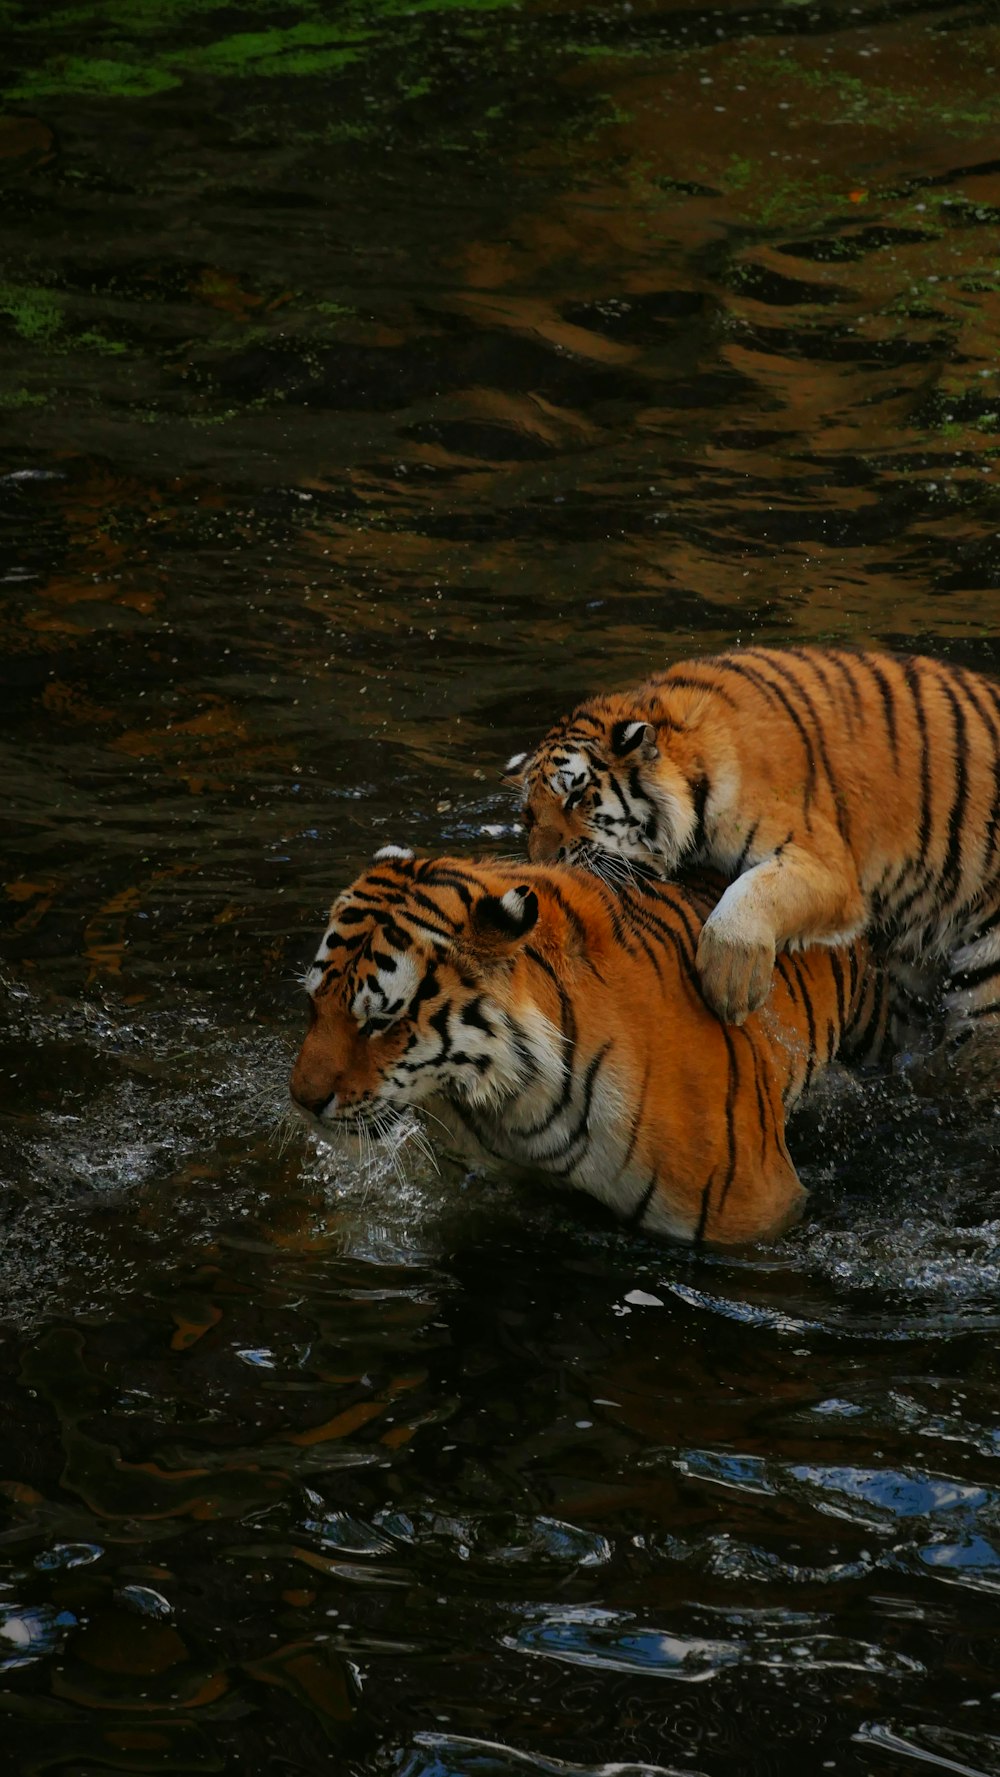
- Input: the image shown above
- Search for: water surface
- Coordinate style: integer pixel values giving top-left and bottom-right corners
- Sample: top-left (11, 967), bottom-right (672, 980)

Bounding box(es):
top-left (3, 1), bottom-right (1000, 1771)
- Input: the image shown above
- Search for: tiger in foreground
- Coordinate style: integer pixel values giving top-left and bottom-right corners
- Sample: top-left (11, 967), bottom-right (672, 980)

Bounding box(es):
top-left (504, 646), bottom-right (1000, 1043)
top-left (290, 847), bottom-right (891, 1246)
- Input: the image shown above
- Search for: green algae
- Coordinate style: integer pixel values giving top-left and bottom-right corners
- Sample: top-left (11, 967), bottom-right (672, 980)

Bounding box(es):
top-left (5, 0), bottom-right (519, 101)
top-left (358, 0), bottom-right (516, 14)
top-left (75, 329), bottom-right (129, 354)
top-left (561, 40), bottom-right (651, 63)
top-left (16, 0), bottom-right (512, 29)
top-left (0, 282), bottom-right (62, 342)
top-left (0, 385), bottom-right (46, 408)
top-left (723, 156), bottom-right (754, 193)
top-left (176, 24), bottom-right (371, 78)
top-left (6, 0), bottom-right (997, 137)
top-left (7, 58), bottom-right (182, 99)
top-left (5, 0), bottom-right (998, 461)
top-left (0, 282), bottom-right (133, 357)
top-left (398, 74), bottom-right (435, 100)
top-left (750, 175), bottom-right (846, 228)
top-left (712, 157), bottom-right (846, 228)
top-left (563, 33), bottom-right (1000, 140)
top-left (722, 48), bottom-right (909, 127)
top-left (717, 43), bottom-right (1000, 137)
top-left (6, 28), bottom-right (371, 98)
top-left (18, 0), bottom-right (281, 29)
top-left (311, 120), bottom-right (375, 144)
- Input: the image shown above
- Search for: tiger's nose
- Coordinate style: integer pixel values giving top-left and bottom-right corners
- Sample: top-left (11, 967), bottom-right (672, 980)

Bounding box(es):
top-left (287, 1059), bottom-right (339, 1115)
top-left (527, 824), bottom-right (562, 864)
top-left (289, 1074), bottom-right (337, 1118)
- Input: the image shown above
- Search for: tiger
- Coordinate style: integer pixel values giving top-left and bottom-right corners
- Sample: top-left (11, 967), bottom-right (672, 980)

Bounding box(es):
top-left (503, 645), bottom-right (1000, 1042)
top-left (289, 846), bottom-right (892, 1247)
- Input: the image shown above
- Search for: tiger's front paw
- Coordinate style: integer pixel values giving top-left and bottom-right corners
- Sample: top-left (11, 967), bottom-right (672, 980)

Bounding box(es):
top-left (696, 915), bottom-right (776, 1025)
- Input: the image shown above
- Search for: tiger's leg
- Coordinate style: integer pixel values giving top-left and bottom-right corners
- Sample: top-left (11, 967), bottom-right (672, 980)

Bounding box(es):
top-left (899, 925), bottom-right (1000, 1098)
top-left (886, 956), bottom-right (943, 1059)
top-left (942, 915), bottom-right (1000, 1042)
top-left (696, 840), bottom-right (865, 1025)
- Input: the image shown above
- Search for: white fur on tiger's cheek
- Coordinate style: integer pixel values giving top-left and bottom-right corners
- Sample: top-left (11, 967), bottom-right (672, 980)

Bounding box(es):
top-left (351, 950), bottom-right (421, 1027)
top-left (505, 752), bottom-right (528, 775)
top-left (381, 949), bottom-right (421, 1011)
top-left (352, 984), bottom-right (379, 1024)
top-left (374, 844), bottom-right (414, 863)
top-left (305, 965), bottom-right (323, 994)
top-left (552, 752), bottom-right (589, 799)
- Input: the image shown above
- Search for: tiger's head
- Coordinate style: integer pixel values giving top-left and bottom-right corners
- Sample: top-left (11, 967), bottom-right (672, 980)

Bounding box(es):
top-left (504, 693), bottom-right (700, 880)
top-left (289, 847), bottom-right (555, 1145)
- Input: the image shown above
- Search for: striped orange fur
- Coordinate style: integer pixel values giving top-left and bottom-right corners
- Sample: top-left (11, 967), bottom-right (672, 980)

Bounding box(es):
top-left (290, 848), bottom-right (890, 1246)
top-left (505, 646), bottom-right (1000, 1038)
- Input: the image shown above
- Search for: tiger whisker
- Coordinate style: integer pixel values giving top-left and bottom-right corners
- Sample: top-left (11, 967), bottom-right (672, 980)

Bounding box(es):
top-left (369, 1108), bottom-right (406, 1186)
top-left (270, 1106), bottom-right (299, 1160)
top-left (411, 1102), bottom-right (461, 1153)
top-left (397, 1116), bottom-right (440, 1175)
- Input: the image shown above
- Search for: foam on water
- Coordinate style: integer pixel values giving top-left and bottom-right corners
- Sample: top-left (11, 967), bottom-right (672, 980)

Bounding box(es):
top-left (0, 978), bottom-right (292, 1326)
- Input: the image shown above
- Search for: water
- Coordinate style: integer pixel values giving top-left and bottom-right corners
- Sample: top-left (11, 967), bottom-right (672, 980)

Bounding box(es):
top-left (3, 0), bottom-right (1000, 1770)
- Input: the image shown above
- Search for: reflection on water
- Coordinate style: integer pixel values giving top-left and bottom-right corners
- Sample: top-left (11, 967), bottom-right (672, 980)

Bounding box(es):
top-left (3, 0), bottom-right (1000, 1771)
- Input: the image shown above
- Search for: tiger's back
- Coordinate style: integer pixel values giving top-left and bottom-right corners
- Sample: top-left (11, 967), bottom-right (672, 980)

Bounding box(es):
top-left (507, 646), bottom-right (1000, 1036)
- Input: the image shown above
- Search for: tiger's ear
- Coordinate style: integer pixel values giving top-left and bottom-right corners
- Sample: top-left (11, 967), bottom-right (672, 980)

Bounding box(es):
top-left (373, 844), bottom-right (415, 866)
top-left (470, 884), bottom-right (539, 954)
top-left (501, 751), bottom-right (530, 785)
top-left (610, 719), bottom-right (657, 762)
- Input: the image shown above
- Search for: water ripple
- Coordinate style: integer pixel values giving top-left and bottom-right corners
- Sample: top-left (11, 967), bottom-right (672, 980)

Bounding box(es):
top-left (399, 1734), bottom-right (705, 1777)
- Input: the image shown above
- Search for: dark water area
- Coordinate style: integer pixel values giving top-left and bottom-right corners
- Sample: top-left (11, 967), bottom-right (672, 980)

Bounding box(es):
top-left (3, 0), bottom-right (1000, 1771)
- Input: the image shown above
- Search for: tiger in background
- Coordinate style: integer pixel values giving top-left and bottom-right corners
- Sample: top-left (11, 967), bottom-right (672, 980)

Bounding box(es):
top-left (290, 847), bottom-right (892, 1247)
top-left (503, 646), bottom-right (1000, 1050)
